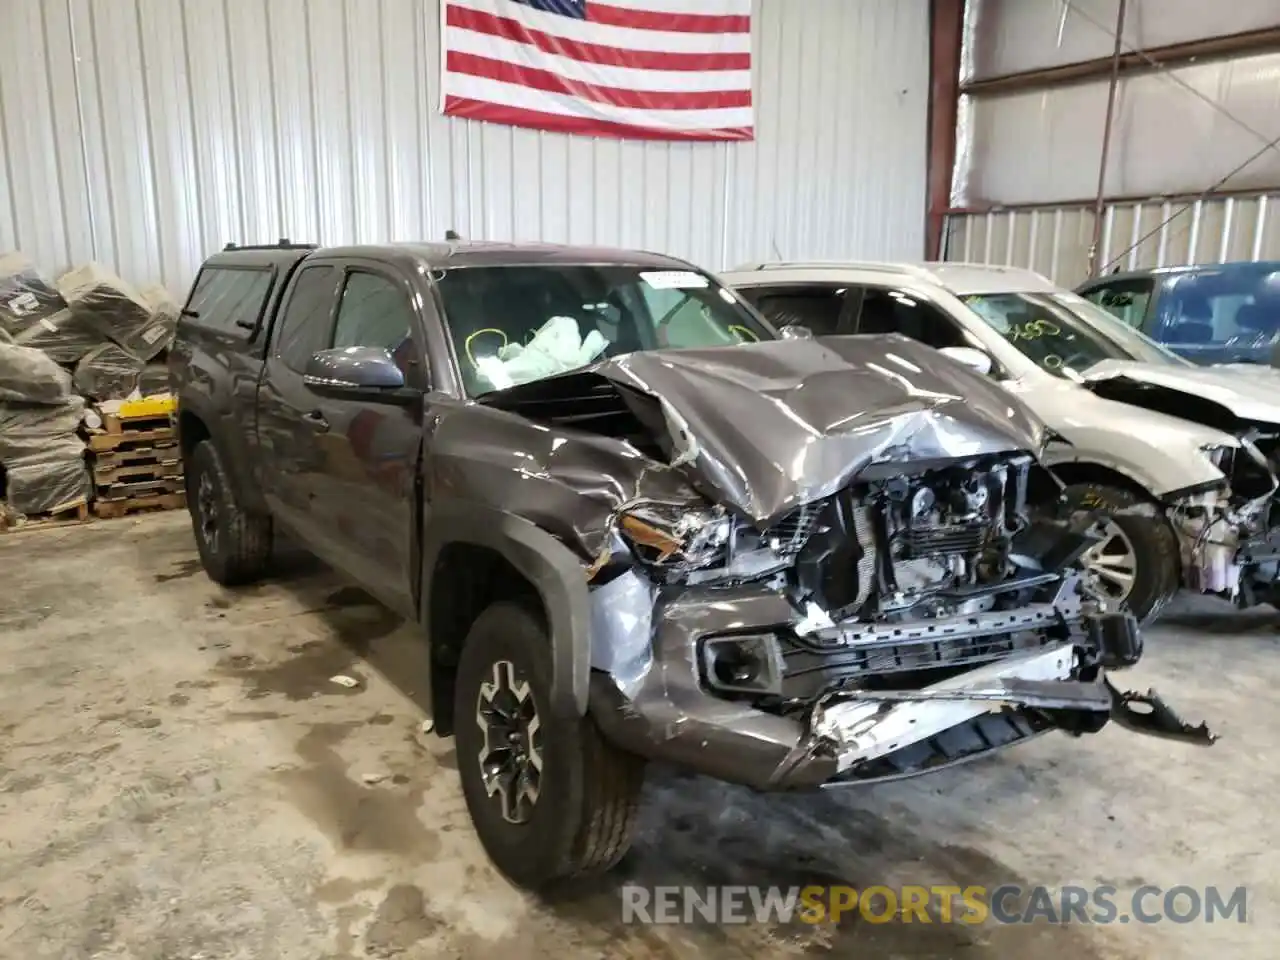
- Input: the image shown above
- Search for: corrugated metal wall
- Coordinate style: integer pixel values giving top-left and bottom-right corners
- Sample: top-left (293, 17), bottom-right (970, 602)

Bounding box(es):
top-left (955, 0), bottom-right (1280, 206)
top-left (958, 51), bottom-right (1280, 206)
top-left (0, 0), bottom-right (929, 295)
top-left (943, 191), bottom-right (1280, 288)
top-left (966, 0), bottom-right (1280, 79)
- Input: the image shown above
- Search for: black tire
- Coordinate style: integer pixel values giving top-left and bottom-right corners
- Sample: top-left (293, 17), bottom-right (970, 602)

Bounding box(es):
top-left (453, 602), bottom-right (645, 889)
top-left (1061, 483), bottom-right (1180, 625)
top-left (186, 439), bottom-right (272, 586)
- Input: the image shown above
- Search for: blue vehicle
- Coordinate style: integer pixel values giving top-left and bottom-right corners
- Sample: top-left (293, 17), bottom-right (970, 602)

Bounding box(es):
top-left (1076, 260), bottom-right (1280, 365)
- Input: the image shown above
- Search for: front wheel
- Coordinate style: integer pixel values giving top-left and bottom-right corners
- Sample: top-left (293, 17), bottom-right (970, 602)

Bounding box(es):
top-left (453, 602), bottom-right (646, 889)
top-left (1061, 483), bottom-right (1180, 625)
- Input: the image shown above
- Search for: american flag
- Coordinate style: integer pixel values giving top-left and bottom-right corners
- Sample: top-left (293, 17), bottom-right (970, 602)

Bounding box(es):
top-left (440, 0), bottom-right (754, 141)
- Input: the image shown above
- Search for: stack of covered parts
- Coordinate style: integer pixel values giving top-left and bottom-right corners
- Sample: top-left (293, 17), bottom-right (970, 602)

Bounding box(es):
top-left (59, 264), bottom-right (178, 401)
top-left (0, 343), bottom-right (91, 515)
top-left (0, 253), bottom-right (178, 402)
top-left (0, 252), bottom-right (100, 363)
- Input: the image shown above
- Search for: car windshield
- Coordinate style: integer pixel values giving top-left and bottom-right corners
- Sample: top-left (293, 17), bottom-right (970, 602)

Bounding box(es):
top-left (436, 264), bottom-right (774, 395)
top-left (962, 291), bottom-right (1192, 379)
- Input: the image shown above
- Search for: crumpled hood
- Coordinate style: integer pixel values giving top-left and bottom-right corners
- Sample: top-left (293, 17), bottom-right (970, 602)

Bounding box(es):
top-left (1081, 360), bottom-right (1280, 426)
top-left (594, 334), bottom-right (1049, 525)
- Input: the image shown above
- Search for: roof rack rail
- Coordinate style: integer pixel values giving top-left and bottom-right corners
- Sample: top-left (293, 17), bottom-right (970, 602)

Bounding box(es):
top-left (222, 238), bottom-right (318, 251)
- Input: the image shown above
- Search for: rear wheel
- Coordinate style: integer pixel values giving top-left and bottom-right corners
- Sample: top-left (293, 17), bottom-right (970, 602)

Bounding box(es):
top-left (453, 602), bottom-right (645, 889)
top-left (1062, 483), bottom-right (1180, 625)
top-left (187, 440), bottom-right (272, 586)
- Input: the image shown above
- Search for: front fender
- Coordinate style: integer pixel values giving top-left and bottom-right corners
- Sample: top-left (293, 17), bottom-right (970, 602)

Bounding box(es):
top-left (420, 501), bottom-right (592, 718)
top-left (1041, 426), bottom-right (1225, 500)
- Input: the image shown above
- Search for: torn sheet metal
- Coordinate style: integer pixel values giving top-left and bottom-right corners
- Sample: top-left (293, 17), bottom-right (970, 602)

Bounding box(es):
top-left (460, 334), bottom-right (1051, 551)
top-left (1081, 360), bottom-right (1280, 427)
top-left (599, 335), bottom-right (1050, 526)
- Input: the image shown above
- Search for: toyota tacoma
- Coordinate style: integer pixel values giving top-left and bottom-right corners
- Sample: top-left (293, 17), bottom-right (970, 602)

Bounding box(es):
top-left (170, 241), bottom-right (1212, 890)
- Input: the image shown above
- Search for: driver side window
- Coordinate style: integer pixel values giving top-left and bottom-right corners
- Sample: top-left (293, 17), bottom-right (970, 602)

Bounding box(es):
top-left (332, 270), bottom-right (424, 383)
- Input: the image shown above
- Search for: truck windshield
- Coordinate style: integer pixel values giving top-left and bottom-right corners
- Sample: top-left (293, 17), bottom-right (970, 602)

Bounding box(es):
top-left (962, 291), bottom-right (1191, 379)
top-left (435, 264), bottom-right (775, 395)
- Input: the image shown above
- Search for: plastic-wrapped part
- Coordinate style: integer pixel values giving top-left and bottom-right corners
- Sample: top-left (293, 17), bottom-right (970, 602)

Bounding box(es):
top-left (1, 251), bottom-right (68, 335)
top-left (4, 441), bottom-right (91, 515)
top-left (57, 262), bottom-right (173, 362)
top-left (137, 361), bottom-right (171, 398)
top-left (8, 309), bottom-right (104, 363)
top-left (73, 342), bottom-right (146, 400)
top-left (1, 252), bottom-right (103, 363)
top-left (0, 342), bottom-right (75, 404)
top-left (1, 252), bottom-right (99, 362)
top-left (139, 284), bottom-right (179, 357)
top-left (0, 395), bottom-right (85, 448)
top-left (0, 424), bottom-right (84, 466)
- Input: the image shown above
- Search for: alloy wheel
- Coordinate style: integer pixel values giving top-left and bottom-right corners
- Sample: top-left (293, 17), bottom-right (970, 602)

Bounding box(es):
top-left (1083, 519), bottom-right (1138, 603)
top-left (196, 471), bottom-right (220, 554)
top-left (475, 659), bottom-right (543, 824)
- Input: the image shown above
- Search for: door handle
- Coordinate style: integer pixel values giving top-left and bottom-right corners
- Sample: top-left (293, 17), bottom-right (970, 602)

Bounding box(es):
top-left (303, 410), bottom-right (330, 432)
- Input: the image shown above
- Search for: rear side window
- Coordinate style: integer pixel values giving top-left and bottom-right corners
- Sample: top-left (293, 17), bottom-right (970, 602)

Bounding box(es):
top-left (273, 266), bottom-right (337, 372)
top-left (749, 285), bottom-right (848, 335)
top-left (1082, 278), bottom-right (1155, 329)
top-left (184, 267), bottom-right (273, 335)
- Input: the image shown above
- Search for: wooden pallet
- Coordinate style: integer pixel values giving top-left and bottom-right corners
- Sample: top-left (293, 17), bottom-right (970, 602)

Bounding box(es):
top-left (93, 459), bottom-right (183, 488)
top-left (87, 426), bottom-right (176, 454)
top-left (92, 443), bottom-right (181, 469)
top-left (0, 499), bottom-right (92, 535)
top-left (95, 475), bottom-right (185, 500)
top-left (98, 412), bottom-right (173, 435)
top-left (93, 491), bottom-right (186, 520)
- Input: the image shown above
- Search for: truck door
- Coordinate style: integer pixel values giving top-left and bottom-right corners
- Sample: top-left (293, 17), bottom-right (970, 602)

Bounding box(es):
top-left (256, 263), bottom-right (341, 545)
top-left (303, 264), bottom-right (427, 617)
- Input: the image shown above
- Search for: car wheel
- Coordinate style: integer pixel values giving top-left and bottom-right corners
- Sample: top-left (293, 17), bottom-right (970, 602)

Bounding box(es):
top-left (453, 601), bottom-right (645, 890)
top-left (1062, 483), bottom-right (1180, 625)
top-left (187, 440), bottom-right (272, 586)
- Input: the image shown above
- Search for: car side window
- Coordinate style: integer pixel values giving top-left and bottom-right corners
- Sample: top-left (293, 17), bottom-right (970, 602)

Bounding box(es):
top-left (748, 285), bottom-right (848, 335)
top-left (274, 266), bottom-right (338, 372)
top-left (855, 288), bottom-right (967, 349)
top-left (332, 270), bottom-right (422, 380)
top-left (183, 267), bottom-right (274, 336)
top-left (1081, 278), bottom-right (1154, 329)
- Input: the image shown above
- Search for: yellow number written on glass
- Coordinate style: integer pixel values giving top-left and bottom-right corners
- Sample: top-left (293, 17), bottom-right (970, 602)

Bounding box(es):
top-left (1008, 319), bottom-right (1062, 342)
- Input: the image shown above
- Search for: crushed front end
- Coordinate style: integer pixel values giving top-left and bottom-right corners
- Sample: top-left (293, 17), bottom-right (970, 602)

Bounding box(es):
top-left (587, 451), bottom-right (1214, 790)
top-left (1169, 433), bottom-right (1280, 606)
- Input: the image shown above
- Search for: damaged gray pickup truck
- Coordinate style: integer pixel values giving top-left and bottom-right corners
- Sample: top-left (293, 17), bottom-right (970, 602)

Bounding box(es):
top-left (170, 241), bottom-right (1213, 890)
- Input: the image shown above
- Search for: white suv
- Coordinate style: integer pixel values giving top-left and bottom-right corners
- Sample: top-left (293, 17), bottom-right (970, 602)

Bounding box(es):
top-left (721, 260), bottom-right (1280, 623)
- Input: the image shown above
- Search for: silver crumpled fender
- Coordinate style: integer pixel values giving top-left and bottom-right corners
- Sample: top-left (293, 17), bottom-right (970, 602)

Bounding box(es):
top-left (1010, 381), bottom-right (1235, 499)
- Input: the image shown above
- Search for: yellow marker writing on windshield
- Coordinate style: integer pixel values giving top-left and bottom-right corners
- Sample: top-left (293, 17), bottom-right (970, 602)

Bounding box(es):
top-left (465, 328), bottom-right (508, 367)
top-left (1008, 319), bottom-right (1061, 342)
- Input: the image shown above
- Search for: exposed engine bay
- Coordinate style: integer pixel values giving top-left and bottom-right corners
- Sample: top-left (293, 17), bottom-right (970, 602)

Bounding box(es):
top-left (607, 453), bottom-right (1103, 707)
top-left (1173, 433), bottom-right (1280, 602)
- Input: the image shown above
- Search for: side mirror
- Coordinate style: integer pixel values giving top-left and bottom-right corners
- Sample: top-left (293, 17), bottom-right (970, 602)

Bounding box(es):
top-left (780, 324), bottom-right (814, 341)
top-left (303, 346), bottom-right (417, 404)
top-left (938, 345), bottom-right (994, 376)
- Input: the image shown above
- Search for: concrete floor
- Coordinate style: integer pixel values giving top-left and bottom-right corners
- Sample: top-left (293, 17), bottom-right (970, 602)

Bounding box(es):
top-left (0, 510), bottom-right (1275, 959)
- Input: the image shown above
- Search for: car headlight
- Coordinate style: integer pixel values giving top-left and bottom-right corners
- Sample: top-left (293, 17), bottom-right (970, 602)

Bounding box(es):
top-left (618, 501), bottom-right (732, 576)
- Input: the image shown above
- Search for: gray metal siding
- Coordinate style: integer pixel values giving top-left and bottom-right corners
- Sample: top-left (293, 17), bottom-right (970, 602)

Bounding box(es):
top-left (0, 0), bottom-right (929, 294)
top-left (943, 193), bottom-right (1280, 288)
